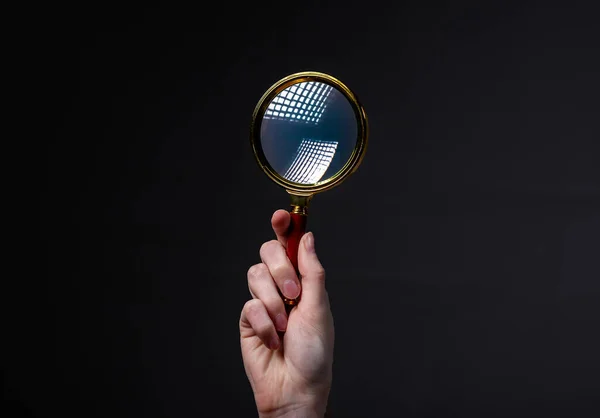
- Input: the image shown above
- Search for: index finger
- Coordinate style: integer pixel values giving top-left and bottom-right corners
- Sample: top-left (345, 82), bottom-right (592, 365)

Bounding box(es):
top-left (271, 209), bottom-right (291, 247)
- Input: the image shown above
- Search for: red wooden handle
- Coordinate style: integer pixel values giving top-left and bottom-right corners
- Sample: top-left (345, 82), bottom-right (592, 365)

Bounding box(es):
top-left (286, 212), bottom-right (307, 277)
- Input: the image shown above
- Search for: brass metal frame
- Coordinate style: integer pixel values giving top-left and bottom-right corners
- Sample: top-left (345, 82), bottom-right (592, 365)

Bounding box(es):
top-left (250, 71), bottom-right (369, 204)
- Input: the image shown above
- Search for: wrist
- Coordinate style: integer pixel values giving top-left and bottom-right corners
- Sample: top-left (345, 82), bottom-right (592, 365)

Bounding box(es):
top-left (259, 402), bottom-right (326, 418)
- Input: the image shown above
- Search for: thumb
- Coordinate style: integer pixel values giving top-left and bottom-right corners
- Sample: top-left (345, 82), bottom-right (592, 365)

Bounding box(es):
top-left (297, 232), bottom-right (328, 309)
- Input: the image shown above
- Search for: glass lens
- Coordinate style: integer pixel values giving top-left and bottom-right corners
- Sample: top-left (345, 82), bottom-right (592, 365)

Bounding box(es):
top-left (260, 81), bottom-right (358, 184)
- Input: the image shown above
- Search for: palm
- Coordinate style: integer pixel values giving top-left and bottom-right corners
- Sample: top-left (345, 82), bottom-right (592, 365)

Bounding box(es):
top-left (241, 302), bottom-right (334, 414)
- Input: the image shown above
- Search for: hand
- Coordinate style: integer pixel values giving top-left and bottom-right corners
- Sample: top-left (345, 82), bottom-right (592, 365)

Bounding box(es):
top-left (240, 210), bottom-right (334, 418)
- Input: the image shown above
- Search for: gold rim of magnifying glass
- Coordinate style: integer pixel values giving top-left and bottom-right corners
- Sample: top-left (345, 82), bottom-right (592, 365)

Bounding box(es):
top-left (250, 71), bottom-right (369, 196)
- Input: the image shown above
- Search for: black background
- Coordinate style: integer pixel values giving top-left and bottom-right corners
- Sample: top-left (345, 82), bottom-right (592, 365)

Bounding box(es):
top-left (10, 1), bottom-right (600, 417)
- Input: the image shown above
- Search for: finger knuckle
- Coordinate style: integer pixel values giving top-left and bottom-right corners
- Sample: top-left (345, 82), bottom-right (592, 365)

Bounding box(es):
top-left (247, 263), bottom-right (268, 282)
top-left (271, 263), bottom-right (293, 281)
top-left (259, 240), bottom-right (280, 257)
top-left (243, 299), bottom-right (263, 318)
top-left (313, 266), bottom-right (326, 282)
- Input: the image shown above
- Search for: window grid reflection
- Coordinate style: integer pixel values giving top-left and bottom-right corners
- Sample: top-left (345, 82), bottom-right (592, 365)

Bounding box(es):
top-left (264, 82), bottom-right (333, 124)
top-left (284, 138), bottom-right (338, 184)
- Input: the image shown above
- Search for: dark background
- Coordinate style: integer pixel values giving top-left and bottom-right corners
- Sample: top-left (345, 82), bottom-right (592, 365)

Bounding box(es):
top-left (10, 1), bottom-right (600, 417)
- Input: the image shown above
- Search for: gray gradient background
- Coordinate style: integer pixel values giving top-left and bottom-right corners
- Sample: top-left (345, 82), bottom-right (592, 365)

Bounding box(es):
top-left (16, 1), bottom-right (600, 417)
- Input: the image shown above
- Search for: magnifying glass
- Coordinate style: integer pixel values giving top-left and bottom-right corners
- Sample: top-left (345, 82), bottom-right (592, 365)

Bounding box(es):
top-left (250, 71), bottom-right (368, 306)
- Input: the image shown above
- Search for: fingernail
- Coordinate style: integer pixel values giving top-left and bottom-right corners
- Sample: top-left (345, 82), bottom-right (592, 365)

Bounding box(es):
top-left (270, 335), bottom-right (280, 350)
top-left (283, 279), bottom-right (300, 299)
top-left (275, 313), bottom-right (288, 331)
top-left (304, 232), bottom-right (315, 252)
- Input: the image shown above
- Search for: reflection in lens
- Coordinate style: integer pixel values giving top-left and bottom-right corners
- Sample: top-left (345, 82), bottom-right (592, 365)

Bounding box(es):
top-left (260, 81), bottom-right (357, 185)
top-left (264, 82), bottom-right (334, 125)
top-left (283, 138), bottom-right (338, 184)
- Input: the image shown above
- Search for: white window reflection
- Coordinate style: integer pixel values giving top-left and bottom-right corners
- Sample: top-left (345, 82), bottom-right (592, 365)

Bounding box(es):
top-left (283, 138), bottom-right (338, 184)
top-left (264, 82), bottom-right (333, 125)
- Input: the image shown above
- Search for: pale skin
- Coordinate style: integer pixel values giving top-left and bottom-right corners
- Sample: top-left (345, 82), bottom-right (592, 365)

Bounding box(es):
top-left (240, 209), bottom-right (335, 418)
